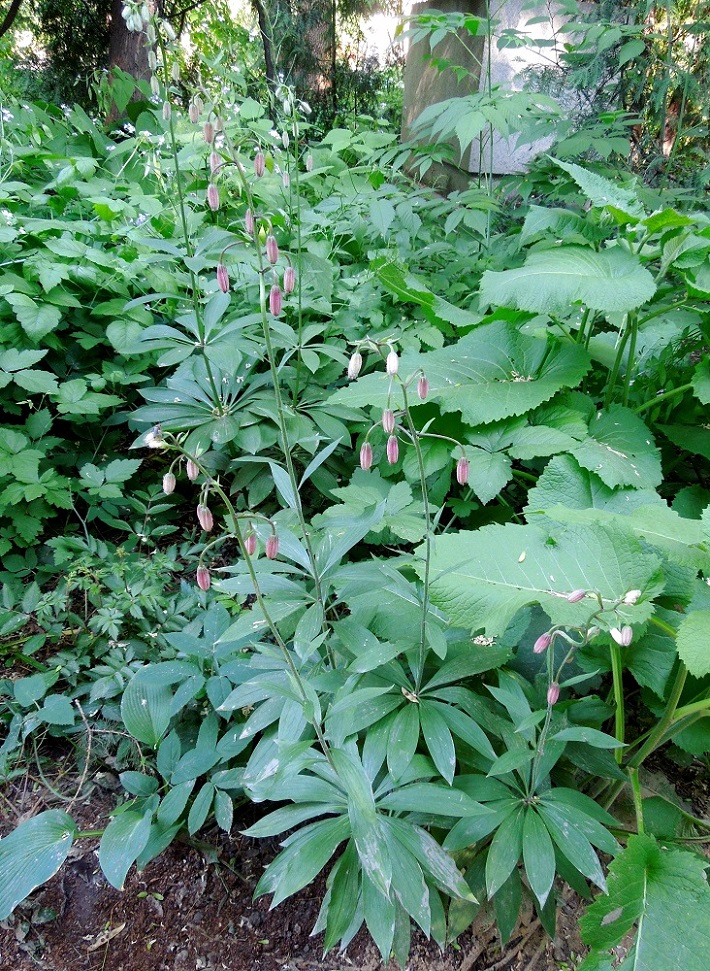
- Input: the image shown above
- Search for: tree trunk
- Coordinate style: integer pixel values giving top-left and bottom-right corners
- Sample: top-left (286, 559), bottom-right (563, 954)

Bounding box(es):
top-left (108, 0), bottom-right (151, 83)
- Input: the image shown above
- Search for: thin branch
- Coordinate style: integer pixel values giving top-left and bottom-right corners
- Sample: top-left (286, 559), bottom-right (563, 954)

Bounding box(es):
top-left (0, 0), bottom-right (25, 40)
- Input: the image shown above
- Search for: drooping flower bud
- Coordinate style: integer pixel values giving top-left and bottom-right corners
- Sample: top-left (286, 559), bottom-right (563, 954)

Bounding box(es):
top-left (566, 589), bottom-right (587, 604)
top-left (269, 284), bottom-right (282, 316)
top-left (283, 266), bottom-right (296, 293)
top-left (266, 234), bottom-right (279, 264)
top-left (162, 472), bottom-right (176, 495)
top-left (162, 101), bottom-right (172, 122)
top-left (386, 350), bottom-right (399, 376)
top-left (623, 589), bottom-right (642, 605)
top-left (417, 375), bottom-right (429, 401)
top-left (197, 503), bottom-right (214, 532)
top-left (163, 19), bottom-right (177, 42)
top-left (382, 409), bottom-right (395, 434)
top-left (148, 51), bottom-right (157, 71)
top-left (196, 565), bottom-right (211, 591)
top-left (210, 151), bottom-right (221, 175)
top-left (216, 262), bottom-right (230, 293)
top-left (306, 154), bottom-right (313, 172)
top-left (244, 532), bottom-right (257, 556)
top-left (265, 534), bottom-right (279, 559)
top-left (282, 131), bottom-right (290, 149)
top-left (283, 170), bottom-right (290, 189)
top-left (245, 208), bottom-right (255, 234)
top-left (150, 74), bottom-right (160, 96)
top-left (386, 435), bottom-right (399, 465)
top-left (186, 459), bottom-right (199, 481)
top-left (207, 183), bottom-right (219, 211)
top-left (360, 442), bottom-right (373, 471)
top-left (189, 101), bottom-right (200, 124)
top-left (254, 151), bottom-right (265, 177)
top-left (547, 682), bottom-right (560, 706)
top-left (610, 625), bottom-right (633, 647)
top-left (456, 457), bottom-right (470, 486)
top-left (347, 351), bottom-right (363, 380)
top-left (283, 98), bottom-right (292, 116)
top-left (203, 121), bottom-right (214, 145)
top-left (171, 61), bottom-right (181, 83)
top-left (534, 632), bottom-right (552, 654)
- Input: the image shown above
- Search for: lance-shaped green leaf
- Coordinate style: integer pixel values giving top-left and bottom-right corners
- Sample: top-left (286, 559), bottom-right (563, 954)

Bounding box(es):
top-left (480, 246), bottom-right (655, 315)
top-left (580, 835), bottom-right (710, 971)
top-left (0, 811), bottom-right (77, 920)
top-left (329, 322), bottom-right (590, 427)
top-left (417, 520), bottom-right (662, 636)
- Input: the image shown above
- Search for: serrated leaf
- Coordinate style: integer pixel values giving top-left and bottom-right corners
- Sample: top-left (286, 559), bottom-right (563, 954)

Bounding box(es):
top-left (480, 247), bottom-right (655, 314)
top-left (5, 293), bottom-right (62, 339)
top-left (570, 406), bottom-right (662, 490)
top-left (553, 159), bottom-right (645, 220)
top-left (0, 811), bottom-right (76, 920)
top-left (676, 611), bottom-right (710, 678)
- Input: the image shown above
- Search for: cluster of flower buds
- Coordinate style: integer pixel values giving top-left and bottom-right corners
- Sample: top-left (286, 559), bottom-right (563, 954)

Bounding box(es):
top-left (121, 2), bottom-right (150, 33)
top-left (610, 625), bottom-right (633, 647)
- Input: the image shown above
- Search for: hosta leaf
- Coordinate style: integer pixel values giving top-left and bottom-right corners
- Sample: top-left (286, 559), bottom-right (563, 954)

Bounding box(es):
top-left (570, 406), bottom-right (662, 490)
top-left (580, 835), bottom-right (710, 970)
top-left (0, 811), bottom-right (77, 920)
top-left (121, 671), bottom-right (173, 746)
top-left (329, 322), bottom-right (590, 426)
top-left (99, 807), bottom-right (153, 890)
top-left (675, 611), bottom-right (710, 678)
top-left (480, 246), bottom-right (655, 314)
top-left (418, 520), bottom-right (662, 636)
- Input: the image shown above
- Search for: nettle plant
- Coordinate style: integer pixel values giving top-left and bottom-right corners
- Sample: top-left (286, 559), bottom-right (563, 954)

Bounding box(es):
top-left (2, 6), bottom-right (710, 968)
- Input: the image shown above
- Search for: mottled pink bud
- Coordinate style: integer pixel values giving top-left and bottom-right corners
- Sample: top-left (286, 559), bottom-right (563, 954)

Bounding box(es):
top-left (186, 459), bottom-right (199, 481)
top-left (216, 262), bottom-right (230, 293)
top-left (417, 375), bottom-right (429, 401)
top-left (534, 632), bottom-right (552, 654)
top-left (265, 534), bottom-right (279, 559)
top-left (360, 442), bottom-right (373, 471)
top-left (207, 183), bottom-right (219, 212)
top-left (347, 351), bottom-right (362, 380)
top-left (283, 266), bottom-right (296, 293)
top-left (203, 121), bottom-right (214, 144)
top-left (245, 208), bottom-right (255, 234)
top-left (306, 154), bottom-right (313, 172)
top-left (386, 350), bottom-right (399, 376)
top-left (547, 682), bottom-right (560, 706)
top-left (196, 565), bottom-right (211, 591)
top-left (197, 503), bottom-right (214, 532)
top-left (269, 284), bottom-right (282, 316)
top-left (254, 151), bottom-right (265, 177)
top-left (210, 151), bottom-right (220, 175)
top-left (283, 170), bottom-right (290, 189)
top-left (266, 234), bottom-right (279, 264)
top-left (611, 625), bottom-right (633, 647)
top-left (386, 435), bottom-right (399, 465)
top-left (623, 589), bottom-right (641, 605)
top-left (162, 472), bottom-right (176, 495)
top-left (189, 101), bottom-right (200, 124)
top-left (566, 589), bottom-right (587, 604)
top-left (456, 457), bottom-right (470, 486)
top-left (382, 409), bottom-right (395, 434)
top-left (244, 532), bottom-right (257, 556)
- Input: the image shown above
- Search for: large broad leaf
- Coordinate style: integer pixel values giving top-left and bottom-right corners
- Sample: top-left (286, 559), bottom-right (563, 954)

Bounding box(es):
top-left (0, 810), bottom-right (77, 919)
top-left (99, 806), bottom-right (154, 890)
top-left (675, 611), bottom-right (710, 678)
top-left (329, 322), bottom-right (590, 427)
top-left (121, 670), bottom-right (174, 746)
top-left (570, 406), bottom-right (662, 490)
top-left (579, 835), bottom-right (710, 970)
top-left (553, 159), bottom-right (645, 221)
top-left (417, 520), bottom-right (662, 636)
top-left (480, 246), bottom-right (655, 315)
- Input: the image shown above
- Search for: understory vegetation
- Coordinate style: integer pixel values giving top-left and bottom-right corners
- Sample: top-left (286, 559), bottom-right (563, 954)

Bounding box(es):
top-left (1, 3), bottom-right (710, 968)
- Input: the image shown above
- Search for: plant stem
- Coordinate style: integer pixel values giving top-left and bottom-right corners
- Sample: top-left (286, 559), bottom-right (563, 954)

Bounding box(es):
top-left (609, 643), bottom-right (625, 763)
top-left (634, 382), bottom-right (693, 415)
top-left (629, 766), bottom-right (644, 834)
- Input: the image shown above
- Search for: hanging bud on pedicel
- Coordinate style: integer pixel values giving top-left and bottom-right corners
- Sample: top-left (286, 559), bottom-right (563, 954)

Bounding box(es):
top-left (386, 435), bottom-right (399, 465)
top-left (270, 284), bottom-right (282, 316)
top-left (171, 61), bottom-right (181, 83)
top-left (382, 409), bottom-right (395, 434)
top-left (210, 152), bottom-right (221, 175)
top-left (417, 375), bottom-right (429, 401)
top-left (189, 100), bottom-right (200, 124)
top-left (266, 234), bottom-right (279, 264)
top-left (282, 131), bottom-right (290, 149)
top-left (534, 632), bottom-right (552, 654)
top-left (162, 472), bottom-right (176, 495)
top-left (245, 208), bottom-right (255, 234)
top-left (254, 151), bottom-right (265, 177)
top-left (244, 532), bottom-right (257, 556)
top-left (196, 565), bottom-right (211, 591)
top-left (566, 589), bottom-right (587, 604)
top-left (610, 625), bottom-right (633, 647)
top-left (347, 351), bottom-right (363, 380)
top-left (283, 170), bottom-right (290, 189)
top-left (186, 459), bottom-right (199, 481)
top-left (203, 121), bottom-right (214, 144)
top-left (547, 682), bottom-right (560, 706)
top-left (386, 350), bottom-right (399, 376)
top-left (265, 534), bottom-right (279, 560)
top-left (197, 503), bottom-right (214, 532)
top-left (360, 442), bottom-right (373, 471)
top-left (283, 266), bottom-right (296, 293)
top-left (162, 101), bottom-right (172, 122)
top-left (216, 263), bottom-right (230, 293)
top-left (456, 457), bottom-right (470, 486)
top-left (207, 183), bottom-right (219, 211)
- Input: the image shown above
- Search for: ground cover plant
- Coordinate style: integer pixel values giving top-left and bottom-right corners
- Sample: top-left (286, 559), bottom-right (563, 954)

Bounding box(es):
top-left (1, 2), bottom-right (710, 968)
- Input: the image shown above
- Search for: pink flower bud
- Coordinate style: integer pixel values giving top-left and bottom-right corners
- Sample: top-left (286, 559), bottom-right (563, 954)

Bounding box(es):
top-left (244, 532), bottom-right (257, 556)
top-left (203, 121), bottom-right (214, 144)
top-left (196, 565), bottom-right (211, 591)
top-left (417, 375), bottom-right (429, 400)
top-left (566, 589), bottom-right (586, 604)
top-left (386, 350), bottom-right (399, 376)
top-left (266, 234), bottom-right (279, 264)
top-left (611, 625), bottom-right (633, 647)
top-left (623, 589), bottom-right (641, 605)
top-left (386, 435), bottom-right (399, 465)
top-left (269, 284), bottom-right (282, 316)
top-left (547, 682), bottom-right (560, 706)
top-left (347, 351), bottom-right (362, 380)
top-left (306, 154), bottom-right (313, 172)
top-left (216, 262), bottom-right (230, 292)
top-left (186, 459), bottom-right (199, 481)
top-left (245, 208), bottom-right (255, 234)
top-left (283, 266), bottom-right (296, 293)
top-left (534, 632), bottom-right (552, 654)
top-left (382, 408), bottom-right (395, 434)
top-left (282, 131), bottom-right (290, 149)
top-left (210, 151), bottom-right (220, 175)
top-left (254, 151), bottom-right (265, 177)
top-left (360, 442), bottom-right (373, 471)
top-left (283, 170), bottom-right (290, 189)
top-left (207, 183), bottom-right (219, 212)
top-left (197, 503), bottom-right (214, 532)
top-left (162, 471), bottom-right (176, 495)
top-left (456, 457), bottom-right (470, 486)
top-left (189, 101), bottom-right (200, 124)
top-left (265, 534), bottom-right (279, 559)
top-left (162, 101), bottom-right (172, 122)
